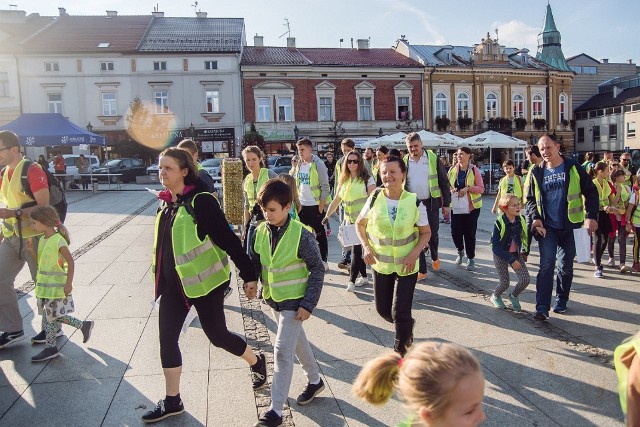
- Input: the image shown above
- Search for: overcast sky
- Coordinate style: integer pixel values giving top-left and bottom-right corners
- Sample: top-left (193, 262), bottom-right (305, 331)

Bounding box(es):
top-left (12, 0), bottom-right (640, 63)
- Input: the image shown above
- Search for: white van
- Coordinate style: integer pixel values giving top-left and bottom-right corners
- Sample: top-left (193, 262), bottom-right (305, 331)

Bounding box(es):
top-left (49, 154), bottom-right (100, 181)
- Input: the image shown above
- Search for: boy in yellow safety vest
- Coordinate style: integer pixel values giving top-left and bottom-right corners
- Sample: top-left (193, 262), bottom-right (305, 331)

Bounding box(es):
top-left (491, 160), bottom-right (523, 215)
top-left (249, 178), bottom-right (325, 427)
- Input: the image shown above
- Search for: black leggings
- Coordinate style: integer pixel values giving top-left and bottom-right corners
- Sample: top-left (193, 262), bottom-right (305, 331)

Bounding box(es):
top-left (593, 211), bottom-right (611, 268)
top-left (450, 208), bottom-right (481, 259)
top-left (349, 244), bottom-right (367, 282)
top-left (158, 282), bottom-right (245, 368)
top-left (299, 205), bottom-right (328, 261)
top-left (372, 270), bottom-right (417, 347)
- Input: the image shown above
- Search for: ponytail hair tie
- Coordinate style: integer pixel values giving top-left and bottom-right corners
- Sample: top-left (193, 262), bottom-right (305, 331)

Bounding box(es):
top-left (56, 221), bottom-right (62, 227)
top-left (397, 357), bottom-right (405, 368)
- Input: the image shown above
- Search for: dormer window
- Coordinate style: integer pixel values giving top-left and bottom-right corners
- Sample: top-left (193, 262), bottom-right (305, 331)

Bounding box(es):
top-left (98, 42), bottom-right (110, 48)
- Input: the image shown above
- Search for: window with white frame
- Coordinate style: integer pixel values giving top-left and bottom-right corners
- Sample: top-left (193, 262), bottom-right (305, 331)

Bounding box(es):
top-left (359, 97), bottom-right (373, 121)
top-left (154, 91), bottom-right (169, 113)
top-left (153, 61), bottom-right (167, 71)
top-left (101, 92), bottom-right (117, 116)
top-left (0, 72), bottom-right (8, 97)
top-left (485, 93), bottom-right (498, 119)
top-left (48, 94), bottom-right (62, 113)
top-left (257, 97), bottom-right (272, 122)
top-left (100, 61), bottom-right (114, 71)
top-left (577, 128), bottom-right (585, 143)
top-left (45, 62), bottom-right (59, 72)
top-left (609, 123), bottom-right (617, 140)
top-left (319, 97), bottom-right (333, 121)
top-left (457, 93), bottom-right (469, 119)
top-left (277, 97), bottom-right (292, 121)
top-left (628, 121), bottom-right (636, 138)
top-left (397, 96), bottom-right (410, 120)
top-left (204, 60), bottom-right (218, 70)
top-left (559, 93), bottom-right (567, 122)
top-left (593, 125), bottom-right (601, 142)
top-left (205, 90), bottom-right (220, 113)
top-left (512, 94), bottom-right (524, 118)
top-left (435, 92), bottom-right (448, 119)
top-left (532, 94), bottom-right (543, 119)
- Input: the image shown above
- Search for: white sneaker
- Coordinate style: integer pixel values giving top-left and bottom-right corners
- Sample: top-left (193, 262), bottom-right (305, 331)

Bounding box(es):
top-left (607, 258), bottom-right (616, 267)
top-left (620, 264), bottom-right (631, 273)
top-left (323, 261), bottom-right (329, 272)
top-left (346, 282), bottom-right (355, 292)
top-left (355, 276), bottom-right (368, 287)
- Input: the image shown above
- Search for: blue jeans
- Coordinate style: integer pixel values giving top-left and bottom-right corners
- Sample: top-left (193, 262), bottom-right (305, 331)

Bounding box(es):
top-left (535, 227), bottom-right (576, 313)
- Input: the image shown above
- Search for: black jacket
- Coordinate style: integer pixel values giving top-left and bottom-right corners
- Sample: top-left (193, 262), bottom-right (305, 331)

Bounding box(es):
top-left (524, 156), bottom-right (598, 230)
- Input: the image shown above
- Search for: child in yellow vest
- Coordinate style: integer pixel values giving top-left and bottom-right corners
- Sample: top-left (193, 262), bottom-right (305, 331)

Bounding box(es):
top-left (491, 160), bottom-right (523, 214)
top-left (249, 178), bottom-right (325, 427)
top-left (24, 205), bottom-right (93, 362)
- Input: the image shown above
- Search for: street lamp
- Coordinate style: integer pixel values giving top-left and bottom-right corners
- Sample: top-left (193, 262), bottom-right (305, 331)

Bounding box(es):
top-left (293, 125), bottom-right (299, 141)
top-left (378, 127), bottom-right (383, 137)
top-left (86, 122), bottom-right (93, 133)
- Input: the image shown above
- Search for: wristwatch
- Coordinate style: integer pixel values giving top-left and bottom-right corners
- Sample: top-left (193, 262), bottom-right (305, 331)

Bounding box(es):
top-left (14, 208), bottom-right (22, 218)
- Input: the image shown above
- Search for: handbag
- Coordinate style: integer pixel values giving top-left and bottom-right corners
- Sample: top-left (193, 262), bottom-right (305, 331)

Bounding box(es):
top-left (337, 223), bottom-right (360, 248)
top-left (451, 193), bottom-right (470, 214)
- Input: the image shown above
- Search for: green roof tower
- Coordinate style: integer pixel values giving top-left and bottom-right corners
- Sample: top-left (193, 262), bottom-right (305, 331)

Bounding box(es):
top-left (536, 3), bottom-right (572, 72)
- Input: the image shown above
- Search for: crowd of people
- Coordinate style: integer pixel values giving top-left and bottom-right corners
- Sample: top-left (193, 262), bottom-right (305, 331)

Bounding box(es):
top-left (1, 127), bottom-right (639, 426)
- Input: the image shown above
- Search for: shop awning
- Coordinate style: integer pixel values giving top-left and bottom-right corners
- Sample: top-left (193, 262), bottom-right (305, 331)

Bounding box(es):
top-left (0, 113), bottom-right (106, 147)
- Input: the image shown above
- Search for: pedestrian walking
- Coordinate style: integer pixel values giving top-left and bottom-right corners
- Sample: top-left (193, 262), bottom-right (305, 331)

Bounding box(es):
top-left (334, 138), bottom-right (358, 270)
top-left (250, 179), bottom-right (325, 427)
top-left (625, 182), bottom-right (640, 272)
top-left (373, 146), bottom-right (389, 187)
top-left (404, 132), bottom-right (451, 278)
top-left (356, 156), bottom-right (431, 356)
top-left (0, 131), bottom-right (51, 349)
top-left (525, 135), bottom-right (598, 320)
top-left (294, 138), bottom-right (331, 270)
top-left (53, 152), bottom-right (66, 188)
top-left (489, 194), bottom-right (530, 312)
top-left (491, 160), bottom-right (523, 214)
top-left (352, 341), bottom-right (486, 427)
top-left (278, 174), bottom-right (301, 221)
top-left (323, 150), bottom-right (376, 292)
top-left (177, 139), bottom-right (217, 194)
top-left (77, 154), bottom-right (90, 190)
top-left (607, 168), bottom-right (631, 272)
top-left (448, 147), bottom-right (484, 271)
top-left (591, 162), bottom-right (616, 278)
top-left (144, 147), bottom-right (266, 423)
top-left (24, 205), bottom-right (94, 362)
top-left (37, 154), bottom-right (49, 170)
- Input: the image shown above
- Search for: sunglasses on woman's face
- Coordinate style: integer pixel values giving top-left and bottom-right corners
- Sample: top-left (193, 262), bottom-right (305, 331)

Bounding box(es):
top-left (347, 159), bottom-right (359, 164)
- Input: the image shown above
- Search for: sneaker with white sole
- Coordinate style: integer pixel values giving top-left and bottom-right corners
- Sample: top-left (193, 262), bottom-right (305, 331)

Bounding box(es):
top-left (31, 329), bottom-right (64, 344)
top-left (455, 251), bottom-right (464, 265)
top-left (594, 267), bottom-right (603, 278)
top-left (250, 353), bottom-right (267, 390)
top-left (0, 330), bottom-right (25, 348)
top-left (296, 378), bottom-right (325, 405)
top-left (141, 399), bottom-right (184, 423)
top-left (466, 259), bottom-right (475, 271)
top-left (81, 320), bottom-right (94, 343)
top-left (620, 265), bottom-right (631, 273)
top-left (490, 294), bottom-right (506, 309)
top-left (355, 276), bottom-right (368, 287)
top-left (607, 258), bottom-right (616, 267)
top-left (323, 261), bottom-right (329, 272)
top-left (346, 282), bottom-right (355, 292)
top-left (31, 346), bottom-right (60, 362)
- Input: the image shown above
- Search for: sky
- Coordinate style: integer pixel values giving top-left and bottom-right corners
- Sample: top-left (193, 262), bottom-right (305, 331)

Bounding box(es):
top-left (11, 0), bottom-right (640, 63)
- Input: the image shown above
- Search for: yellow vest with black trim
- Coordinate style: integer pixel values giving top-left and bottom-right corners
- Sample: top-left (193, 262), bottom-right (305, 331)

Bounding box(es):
top-left (0, 159), bottom-right (42, 238)
top-left (152, 193), bottom-right (231, 298)
top-left (296, 161), bottom-right (321, 203)
top-left (448, 166), bottom-right (483, 209)
top-left (498, 175), bottom-right (523, 199)
top-left (35, 233), bottom-right (68, 299)
top-left (614, 335), bottom-right (640, 416)
top-left (366, 190), bottom-right (420, 276)
top-left (593, 178), bottom-right (612, 210)
top-left (492, 214), bottom-right (529, 253)
top-left (338, 177), bottom-right (369, 223)
top-left (531, 164), bottom-right (584, 224)
top-left (403, 150), bottom-right (442, 198)
top-left (254, 219), bottom-right (309, 302)
top-left (244, 168), bottom-right (270, 209)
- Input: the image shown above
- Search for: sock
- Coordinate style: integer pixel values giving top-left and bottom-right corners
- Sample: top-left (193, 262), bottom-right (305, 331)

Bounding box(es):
top-left (165, 393), bottom-right (181, 406)
top-left (269, 406), bottom-right (282, 417)
top-left (309, 379), bottom-right (321, 385)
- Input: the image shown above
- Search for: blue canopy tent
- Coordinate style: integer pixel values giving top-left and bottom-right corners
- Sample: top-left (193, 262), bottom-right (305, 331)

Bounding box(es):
top-left (0, 113), bottom-right (105, 147)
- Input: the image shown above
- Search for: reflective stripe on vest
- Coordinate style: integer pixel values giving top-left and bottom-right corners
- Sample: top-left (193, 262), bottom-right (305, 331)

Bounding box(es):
top-left (243, 168), bottom-right (270, 209)
top-left (532, 164), bottom-right (585, 223)
top-left (0, 159), bottom-right (41, 238)
top-left (296, 162), bottom-right (321, 202)
top-left (403, 150), bottom-right (442, 198)
top-left (366, 190), bottom-right (419, 276)
top-left (593, 178), bottom-right (612, 210)
top-left (448, 166), bottom-right (482, 209)
top-left (254, 220), bottom-right (308, 302)
top-left (152, 192), bottom-right (231, 298)
top-left (499, 175), bottom-right (523, 199)
top-left (616, 184), bottom-right (630, 211)
top-left (35, 233), bottom-right (68, 299)
top-left (338, 177), bottom-right (368, 223)
top-left (613, 335), bottom-right (640, 416)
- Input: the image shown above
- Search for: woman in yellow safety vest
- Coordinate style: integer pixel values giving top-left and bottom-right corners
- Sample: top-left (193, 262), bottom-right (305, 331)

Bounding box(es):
top-left (146, 147), bottom-right (267, 423)
top-left (608, 168), bottom-right (631, 272)
top-left (448, 147), bottom-right (485, 271)
top-left (356, 156), bottom-right (431, 356)
top-left (626, 182), bottom-right (640, 273)
top-left (590, 162), bottom-right (617, 278)
top-left (323, 150), bottom-right (376, 292)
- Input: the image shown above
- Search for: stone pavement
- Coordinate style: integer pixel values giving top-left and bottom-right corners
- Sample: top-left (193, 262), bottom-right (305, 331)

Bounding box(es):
top-left (0, 188), bottom-right (637, 426)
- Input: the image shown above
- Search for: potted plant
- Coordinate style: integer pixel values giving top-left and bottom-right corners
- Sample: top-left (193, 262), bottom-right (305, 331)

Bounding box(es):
top-left (458, 116), bottom-right (472, 131)
top-left (533, 118), bottom-right (546, 130)
top-left (499, 117), bottom-right (512, 130)
top-left (435, 115), bottom-right (450, 132)
top-left (569, 119), bottom-right (576, 131)
top-left (514, 117), bottom-right (527, 131)
top-left (487, 117), bottom-right (498, 130)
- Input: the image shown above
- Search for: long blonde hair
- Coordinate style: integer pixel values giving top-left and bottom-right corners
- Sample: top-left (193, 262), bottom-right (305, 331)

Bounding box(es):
top-left (339, 150), bottom-right (370, 186)
top-left (279, 173), bottom-right (301, 214)
top-left (352, 341), bottom-right (481, 420)
top-left (29, 205), bottom-right (70, 244)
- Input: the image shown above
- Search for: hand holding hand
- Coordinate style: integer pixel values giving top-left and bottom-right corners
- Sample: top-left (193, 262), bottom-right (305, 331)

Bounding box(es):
top-left (243, 281), bottom-right (258, 299)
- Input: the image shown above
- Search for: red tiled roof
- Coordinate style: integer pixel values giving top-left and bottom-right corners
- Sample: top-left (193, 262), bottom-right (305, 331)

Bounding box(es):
top-left (18, 15), bottom-right (153, 53)
top-left (241, 47), bottom-right (310, 66)
top-left (0, 15), bottom-right (55, 52)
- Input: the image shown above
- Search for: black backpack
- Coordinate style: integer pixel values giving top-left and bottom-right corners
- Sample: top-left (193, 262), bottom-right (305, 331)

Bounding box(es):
top-left (2, 160), bottom-right (68, 222)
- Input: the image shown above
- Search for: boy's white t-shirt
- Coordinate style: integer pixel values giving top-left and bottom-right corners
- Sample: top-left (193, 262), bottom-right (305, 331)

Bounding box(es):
top-left (358, 192), bottom-right (429, 226)
top-left (297, 162), bottom-right (316, 206)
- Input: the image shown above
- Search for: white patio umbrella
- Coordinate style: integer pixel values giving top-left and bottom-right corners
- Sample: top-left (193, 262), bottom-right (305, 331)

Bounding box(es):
top-left (416, 130), bottom-right (457, 149)
top-left (441, 133), bottom-right (464, 142)
top-left (361, 131), bottom-right (407, 149)
top-left (460, 131), bottom-right (528, 189)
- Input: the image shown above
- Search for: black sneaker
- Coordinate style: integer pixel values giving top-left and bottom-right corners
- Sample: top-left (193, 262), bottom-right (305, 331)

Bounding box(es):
top-left (31, 329), bottom-right (64, 344)
top-left (251, 353), bottom-right (267, 390)
top-left (81, 320), bottom-right (94, 343)
top-left (553, 304), bottom-right (567, 314)
top-left (223, 286), bottom-right (233, 300)
top-left (533, 310), bottom-right (549, 321)
top-left (31, 346), bottom-right (60, 362)
top-left (337, 261), bottom-right (351, 270)
top-left (254, 410), bottom-right (282, 427)
top-left (141, 399), bottom-right (184, 423)
top-left (296, 378), bottom-right (325, 405)
top-left (0, 330), bottom-right (25, 348)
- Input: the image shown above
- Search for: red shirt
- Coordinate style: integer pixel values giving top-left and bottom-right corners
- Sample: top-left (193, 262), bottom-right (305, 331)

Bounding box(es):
top-left (0, 163), bottom-right (49, 195)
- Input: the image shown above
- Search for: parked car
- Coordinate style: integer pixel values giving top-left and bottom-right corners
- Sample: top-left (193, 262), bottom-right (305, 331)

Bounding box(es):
top-left (48, 154), bottom-right (100, 181)
top-left (200, 158), bottom-right (221, 178)
top-left (146, 163), bottom-right (159, 175)
top-left (93, 158), bottom-right (147, 183)
top-left (268, 156), bottom-right (293, 175)
top-left (478, 163), bottom-right (506, 186)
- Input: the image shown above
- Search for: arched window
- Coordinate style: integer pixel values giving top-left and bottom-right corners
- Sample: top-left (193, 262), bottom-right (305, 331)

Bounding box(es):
top-left (435, 92), bottom-right (448, 119)
top-left (512, 94), bottom-right (524, 118)
top-left (485, 92), bottom-right (498, 119)
top-left (532, 94), bottom-right (543, 119)
top-left (559, 93), bottom-right (567, 122)
top-left (457, 93), bottom-right (469, 119)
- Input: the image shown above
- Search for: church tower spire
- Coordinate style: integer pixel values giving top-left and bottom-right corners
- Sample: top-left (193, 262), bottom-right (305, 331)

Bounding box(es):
top-left (535, 3), bottom-right (571, 71)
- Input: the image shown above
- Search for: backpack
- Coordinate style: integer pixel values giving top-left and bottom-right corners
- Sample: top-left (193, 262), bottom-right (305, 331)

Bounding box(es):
top-left (6, 160), bottom-right (68, 222)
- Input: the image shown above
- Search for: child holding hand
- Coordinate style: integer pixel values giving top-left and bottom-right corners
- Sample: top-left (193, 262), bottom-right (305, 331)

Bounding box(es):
top-left (489, 194), bottom-right (530, 311)
top-left (25, 205), bottom-right (94, 362)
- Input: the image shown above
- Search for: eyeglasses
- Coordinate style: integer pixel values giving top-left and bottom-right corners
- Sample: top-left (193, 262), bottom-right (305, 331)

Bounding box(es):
top-left (347, 159), bottom-right (359, 164)
top-left (621, 159), bottom-right (630, 162)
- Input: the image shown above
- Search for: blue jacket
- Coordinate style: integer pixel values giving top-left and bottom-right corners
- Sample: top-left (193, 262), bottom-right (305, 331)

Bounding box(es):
top-left (491, 214), bottom-right (528, 265)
